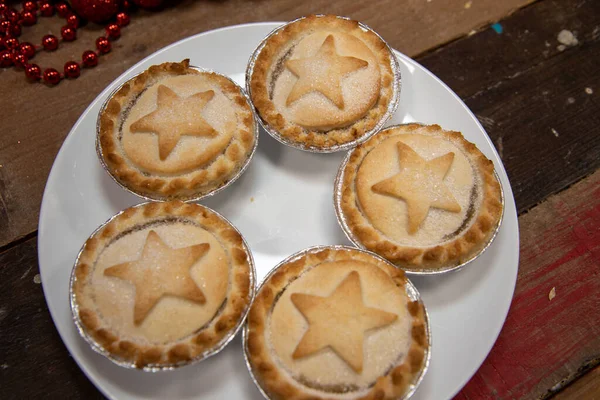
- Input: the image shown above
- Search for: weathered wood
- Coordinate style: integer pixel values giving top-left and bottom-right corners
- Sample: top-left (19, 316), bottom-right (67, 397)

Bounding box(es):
top-left (0, 0), bottom-right (535, 247)
top-left (0, 238), bottom-right (102, 399)
top-left (419, 0), bottom-right (600, 215)
top-left (455, 170), bottom-right (600, 400)
top-left (552, 365), bottom-right (600, 400)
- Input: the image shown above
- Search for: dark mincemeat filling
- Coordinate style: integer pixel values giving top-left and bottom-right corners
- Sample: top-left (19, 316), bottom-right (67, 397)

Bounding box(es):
top-left (117, 88), bottom-right (154, 177)
top-left (117, 87), bottom-right (147, 141)
top-left (442, 182), bottom-right (479, 241)
top-left (268, 45), bottom-right (296, 100)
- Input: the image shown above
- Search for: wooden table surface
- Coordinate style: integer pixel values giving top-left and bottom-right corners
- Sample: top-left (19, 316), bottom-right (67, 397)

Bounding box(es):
top-left (1, 0), bottom-right (599, 398)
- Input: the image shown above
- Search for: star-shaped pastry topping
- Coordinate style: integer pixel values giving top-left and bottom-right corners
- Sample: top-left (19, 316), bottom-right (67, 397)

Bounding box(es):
top-left (286, 35), bottom-right (368, 109)
top-left (372, 141), bottom-right (462, 234)
top-left (104, 230), bottom-right (209, 325)
top-left (130, 85), bottom-right (218, 161)
top-left (290, 271), bottom-right (397, 373)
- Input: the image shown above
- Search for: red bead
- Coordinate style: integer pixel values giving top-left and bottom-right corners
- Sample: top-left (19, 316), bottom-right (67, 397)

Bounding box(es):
top-left (10, 22), bottom-right (21, 37)
top-left (25, 63), bottom-right (41, 80)
top-left (43, 68), bottom-right (61, 85)
top-left (55, 2), bottom-right (69, 17)
top-left (22, 1), bottom-right (37, 12)
top-left (0, 4), bottom-right (6, 14)
top-left (18, 41), bottom-right (35, 58)
top-left (64, 60), bottom-right (80, 78)
top-left (11, 52), bottom-right (27, 68)
top-left (39, 2), bottom-right (54, 17)
top-left (61, 26), bottom-right (76, 41)
top-left (4, 37), bottom-right (18, 50)
top-left (0, 50), bottom-right (13, 67)
top-left (82, 50), bottom-right (98, 67)
top-left (96, 37), bottom-right (111, 53)
top-left (70, 0), bottom-right (119, 23)
top-left (4, 9), bottom-right (19, 23)
top-left (116, 12), bottom-right (130, 27)
top-left (122, 0), bottom-right (133, 11)
top-left (106, 23), bottom-right (120, 39)
top-left (0, 20), bottom-right (11, 34)
top-left (20, 10), bottom-right (37, 26)
top-left (42, 35), bottom-right (58, 51)
top-left (66, 14), bottom-right (79, 28)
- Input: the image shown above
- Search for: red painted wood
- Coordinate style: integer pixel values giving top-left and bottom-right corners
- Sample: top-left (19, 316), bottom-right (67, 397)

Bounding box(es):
top-left (456, 171), bottom-right (600, 399)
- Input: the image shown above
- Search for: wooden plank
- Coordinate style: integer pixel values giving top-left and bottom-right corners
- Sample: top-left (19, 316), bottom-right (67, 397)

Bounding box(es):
top-left (420, 0), bottom-right (600, 100)
top-left (0, 0), bottom-right (535, 247)
top-left (0, 238), bottom-right (102, 399)
top-left (420, 0), bottom-right (600, 215)
top-left (455, 170), bottom-right (600, 400)
top-left (552, 365), bottom-right (600, 400)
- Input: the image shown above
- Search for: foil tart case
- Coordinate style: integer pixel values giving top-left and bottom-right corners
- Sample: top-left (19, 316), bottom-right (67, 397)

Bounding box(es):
top-left (245, 15), bottom-right (402, 154)
top-left (242, 245), bottom-right (431, 400)
top-left (69, 201), bottom-right (257, 371)
top-left (95, 66), bottom-right (260, 203)
top-left (333, 124), bottom-right (505, 275)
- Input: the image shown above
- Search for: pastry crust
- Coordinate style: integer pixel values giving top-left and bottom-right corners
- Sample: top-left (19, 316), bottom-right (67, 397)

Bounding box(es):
top-left (245, 246), bottom-right (427, 399)
top-left (249, 15), bottom-right (398, 151)
top-left (338, 124), bottom-right (504, 271)
top-left (98, 59), bottom-right (257, 200)
top-left (70, 201), bottom-right (254, 369)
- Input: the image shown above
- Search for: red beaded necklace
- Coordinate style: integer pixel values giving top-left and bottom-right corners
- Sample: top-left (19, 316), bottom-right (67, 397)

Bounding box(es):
top-left (0, 0), bottom-right (130, 85)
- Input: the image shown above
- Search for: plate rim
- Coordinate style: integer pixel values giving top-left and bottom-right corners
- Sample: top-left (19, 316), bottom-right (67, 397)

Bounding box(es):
top-left (37, 21), bottom-right (520, 400)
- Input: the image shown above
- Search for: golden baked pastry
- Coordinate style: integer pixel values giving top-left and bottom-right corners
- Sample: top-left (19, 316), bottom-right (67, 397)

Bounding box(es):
top-left (248, 15), bottom-right (399, 151)
top-left (98, 59), bottom-right (257, 200)
top-left (70, 201), bottom-right (254, 369)
top-left (337, 124), bottom-right (504, 272)
top-left (245, 246), bottom-right (428, 399)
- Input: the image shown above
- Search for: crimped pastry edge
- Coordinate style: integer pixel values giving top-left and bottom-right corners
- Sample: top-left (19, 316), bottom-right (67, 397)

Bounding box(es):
top-left (248, 15), bottom-right (399, 152)
top-left (244, 245), bottom-right (428, 400)
top-left (97, 59), bottom-right (258, 201)
top-left (70, 201), bottom-right (255, 370)
top-left (336, 123), bottom-right (504, 272)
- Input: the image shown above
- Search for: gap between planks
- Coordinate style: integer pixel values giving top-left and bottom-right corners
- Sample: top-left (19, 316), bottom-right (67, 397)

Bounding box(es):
top-left (545, 359), bottom-right (600, 399)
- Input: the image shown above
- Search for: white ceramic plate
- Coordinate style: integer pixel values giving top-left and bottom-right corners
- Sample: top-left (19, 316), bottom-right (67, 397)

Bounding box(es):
top-left (38, 23), bottom-right (519, 400)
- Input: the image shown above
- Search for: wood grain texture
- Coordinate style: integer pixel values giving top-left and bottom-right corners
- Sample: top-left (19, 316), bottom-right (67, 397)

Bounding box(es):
top-left (0, 238), bottom-right (102, 400)
top-left (0, 0), bottom-right (535, 247)
top-left (552, 366), bottom-right (600, 400)
top-left (419, 0), bottom-right (600, 215)
top-left (456, 170), bottom-right (600, 400)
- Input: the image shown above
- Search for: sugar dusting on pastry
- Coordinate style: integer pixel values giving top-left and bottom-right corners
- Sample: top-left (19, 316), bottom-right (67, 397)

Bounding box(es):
top-left (91, 223), bottom-right (229, 344)
top-left (268, 260), bottom-right (411, 391)
top-left (356, 131), bottom-right (482, 246)
top-left (121, 74), bottom-right (236, 174)
top-left (272, 31), bottom-right (381, 130)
